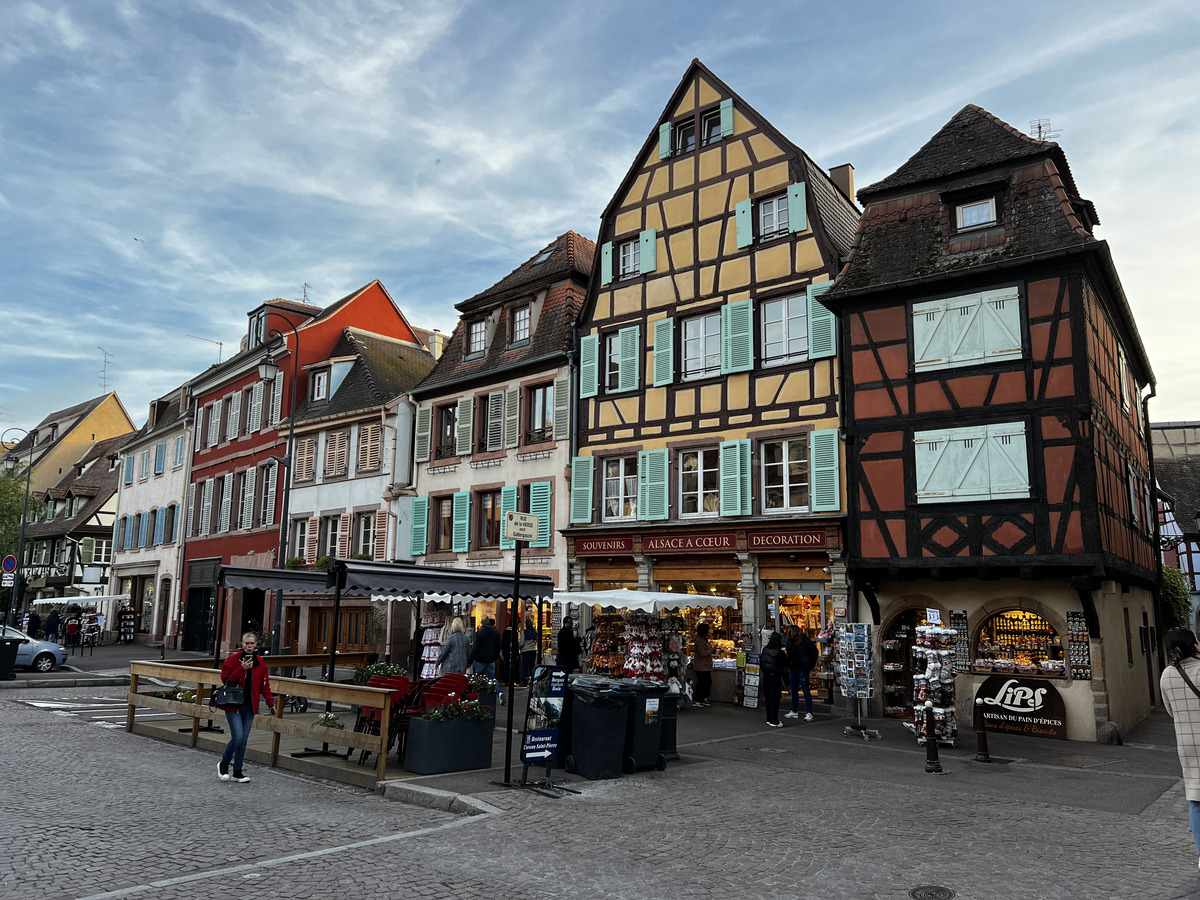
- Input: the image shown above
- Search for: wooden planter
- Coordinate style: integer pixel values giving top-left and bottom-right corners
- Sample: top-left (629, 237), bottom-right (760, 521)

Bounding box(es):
top-left (404, 716), bottom-right (493, 775)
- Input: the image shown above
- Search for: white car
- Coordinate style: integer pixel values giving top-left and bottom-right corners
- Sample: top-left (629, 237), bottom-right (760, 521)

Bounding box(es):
top-left (0, 626), bottom-right (69, 674)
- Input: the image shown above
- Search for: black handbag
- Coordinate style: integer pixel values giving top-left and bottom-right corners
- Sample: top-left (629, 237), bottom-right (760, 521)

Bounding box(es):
top-left (210, 682), bottom-right (245, 710)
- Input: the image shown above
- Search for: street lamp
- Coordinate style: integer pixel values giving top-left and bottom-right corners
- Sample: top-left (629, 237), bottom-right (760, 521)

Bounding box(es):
top-left (258, 315), bottom-right (301, 656)
top-left (2, 427), bottom-right (36, 627)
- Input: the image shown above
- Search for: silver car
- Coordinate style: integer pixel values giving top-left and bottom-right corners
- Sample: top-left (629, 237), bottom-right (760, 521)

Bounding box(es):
top-left (0, 626), bottom-right (69, 673)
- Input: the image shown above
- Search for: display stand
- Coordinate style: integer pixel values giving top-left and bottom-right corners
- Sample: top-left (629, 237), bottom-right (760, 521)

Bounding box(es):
top-left (117, 608), bottom-right (135, 645)
top-left (418, 607), bottom-right (447, 679)
top-left (836, 623), bottom-right (881, 741)
top-left (911, 625), bottom-right (958, 747)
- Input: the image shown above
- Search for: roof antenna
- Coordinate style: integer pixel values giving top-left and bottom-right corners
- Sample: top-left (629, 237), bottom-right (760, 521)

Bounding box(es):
top-left (301, 282), bottom-right (312, 304)
top-left (1029, 118), bottom-right (1060, 142)
top-left (98, 347), bottom-right (114, 390)
top-left (186, 334), bottom-right (224, 363)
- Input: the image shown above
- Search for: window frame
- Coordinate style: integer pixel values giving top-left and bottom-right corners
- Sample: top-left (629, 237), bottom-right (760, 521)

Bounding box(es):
top-left (602, 455), bottom-right (639, 521)
top-left (322, 515), bottom-right (340, 558)
top-left (604, 333), bottom-right (621, 392)
top-left (673, 118), bottom-right (696, 155)
top-left (760, 437), bottom-right (811, 513)
top-left (526, 383), bottom-right (554, 444)
top-left (354, 512), bottom-right (375, 557)
top-left (436, 404), bottom-right (458, 459)
top-left (475, 489), bottom-right (502, 550)
top-left (679, 447), bottom-right (720, 518)
top-left (510, 305), bottom-right (531, 346)
top-left (617, 238), bottom-right (641, 279)
top-left (311, 370), bottom-right (329, 402)
top-left (682, 311), bottom-right (722, 381)
top-left (467, 321), bottom-right (486, 356)
top-left (761, 295), bottom-right (809, 368)
top-left (756, 192), bottom-right (790, 241)
top-left (701, 109), bottom-right (722, 146)
top-left (433, 496), bottom-right (455, 552)
top-left (955, 197), bottom-right (998, 232)
top-left (291, 518), bottom-right (308, 559)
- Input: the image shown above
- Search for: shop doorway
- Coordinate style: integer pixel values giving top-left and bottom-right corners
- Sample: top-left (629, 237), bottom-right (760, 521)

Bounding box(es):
top-left (284, 607), bottom-right (299, 655)
top-left (182, 586), bottom-right (214, 652)
top-left (240, 588), bottom-right (265, 640)
top-left (156, 578), bottom-right (171, 639)
top-left (766, 581), bottom-right (832, 704)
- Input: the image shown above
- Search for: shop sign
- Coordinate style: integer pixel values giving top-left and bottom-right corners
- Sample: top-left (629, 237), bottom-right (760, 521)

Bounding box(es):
top-left (521, 666), bottom-right (567, 764)
top-left (746, 529), bottom-right (827, 552)
top-left (643, 533), bottom-right (736, 553)
top-left (574, 537), bottom-right (634, 556)
top-left (975, 675), bottom-right (1066, 740)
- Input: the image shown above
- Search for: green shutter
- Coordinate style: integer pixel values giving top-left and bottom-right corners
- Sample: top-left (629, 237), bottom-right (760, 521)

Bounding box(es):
top-left (452, 491), bottom-right (470, 553)
top-left (637, 449), bottom-right (669, 521)
top-left (530, 481), bottom-right (552, 548)
top-left (618, 325), bottom-right (640, 392)
top-left (80, 537), bottom-right (95, 565)
top-left (719, 439), bottom-right (751, 516)
top-left (788, 182), bottom-right (808, 233)
top-left (553, 371), bottom-right (570, 441)
top-left (580, 333), bottom-right (599, 399)
top-left (658, 122), bottom-right (672, 160)
top-left (414, 405), bottom-right (431, 463)
top-left (735, 199), bottom-right (752, 249)
top-left (720, 98), bottom-right (734, 138)
top-left (721, 299), bottom-right (754, 374)
top-left (652, 317), bottom-right (674, 386)
top-left (810, 429), bottom-right (840, 512)
top-left (570, 456), bottom-right (594, 524)
top-left (456, 396), bottom-right (473, 456)
top-left (807, 282), bottom-right (837, 360)
top-left (499, 485), bottom-right (518, 550)
top-left (410, 498), bottom-right (428, 556)
top-left (639, 228), bottom-right (657, 275)
top-left (600, 241), bottom-right (613, 285)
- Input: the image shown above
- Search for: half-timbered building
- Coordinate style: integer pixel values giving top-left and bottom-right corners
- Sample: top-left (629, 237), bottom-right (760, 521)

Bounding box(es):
top-left (826, 105), bottom-right (1158, 740)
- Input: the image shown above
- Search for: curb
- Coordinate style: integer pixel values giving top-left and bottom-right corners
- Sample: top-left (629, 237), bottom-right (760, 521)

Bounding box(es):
top-left (378, 780), bottom-right (503, 817)
top-left (0, 676), bottom-right (132, 690)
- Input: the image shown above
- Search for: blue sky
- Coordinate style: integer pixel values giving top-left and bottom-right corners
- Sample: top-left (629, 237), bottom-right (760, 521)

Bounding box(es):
top-left (2, 0), bottom-right (1198, 433)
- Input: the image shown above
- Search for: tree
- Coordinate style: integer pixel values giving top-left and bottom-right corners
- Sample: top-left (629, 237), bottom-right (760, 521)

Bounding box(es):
top-left (0, 465), bottom-right (28, 561)
top-left (1161, 566), bottom-right (1193, 632)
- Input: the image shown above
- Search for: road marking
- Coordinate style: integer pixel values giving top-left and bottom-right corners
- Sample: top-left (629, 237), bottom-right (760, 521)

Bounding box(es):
top-left (74, 816), bottom-right (483, 900)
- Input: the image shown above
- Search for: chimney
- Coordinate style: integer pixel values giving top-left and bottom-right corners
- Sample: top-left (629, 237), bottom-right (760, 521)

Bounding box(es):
top-left (830, 163), bottom-right (855, 205)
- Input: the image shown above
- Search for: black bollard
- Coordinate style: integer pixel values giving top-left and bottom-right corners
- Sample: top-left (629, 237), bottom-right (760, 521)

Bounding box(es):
top-left (973, 697), bottom-right (992, 763)
top-left (924, 700), bottom-right (943, 774)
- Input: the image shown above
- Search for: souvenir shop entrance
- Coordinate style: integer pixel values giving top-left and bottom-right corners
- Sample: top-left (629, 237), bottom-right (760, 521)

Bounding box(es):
top-left (765, 580), bottom-right (835, 704)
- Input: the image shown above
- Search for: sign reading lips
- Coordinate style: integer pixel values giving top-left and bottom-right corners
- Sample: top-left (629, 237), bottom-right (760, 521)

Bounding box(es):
top-left (975, 675), bottom-right (1066, 740)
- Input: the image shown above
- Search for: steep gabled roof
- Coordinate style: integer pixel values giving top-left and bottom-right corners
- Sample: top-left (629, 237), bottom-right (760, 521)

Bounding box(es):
top-left (457, 232), bottom-right (595, 312)
top-left (27, 433), bottom-right (133, 538)
top-left (1157, 457), bottom-right (1200, 533)
top-left (3, 394), bottom-right (111, 458)
top-left (264, 297), bottom-right (323, 316)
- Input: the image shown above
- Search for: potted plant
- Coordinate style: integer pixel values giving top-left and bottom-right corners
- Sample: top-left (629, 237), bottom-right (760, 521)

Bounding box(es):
top-left (404, 696), bottom-right (494, 775)
top-left (465, 673), bottom-right (498, 719)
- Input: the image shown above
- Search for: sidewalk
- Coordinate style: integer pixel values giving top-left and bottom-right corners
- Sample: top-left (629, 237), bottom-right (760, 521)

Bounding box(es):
top-left (0, 640), bottom-right (212, 689)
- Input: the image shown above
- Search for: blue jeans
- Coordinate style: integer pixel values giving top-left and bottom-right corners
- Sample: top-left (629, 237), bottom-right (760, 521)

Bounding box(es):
top-left (221, 705), bottom-right (255, 771)
top-left (1190, 801), bottom-right (1200, 855)
top-left (472, 660), bottom-right (496, 679)
top-left (789, 670), bottom-right (813, 714)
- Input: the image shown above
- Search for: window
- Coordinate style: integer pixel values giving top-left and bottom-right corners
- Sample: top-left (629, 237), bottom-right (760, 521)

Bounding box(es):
top-left (468, 321), bottom-right (486, 356)
top-left (757, 193), bottom-right (789, 240)
top-left (249, 310), bottom-right (267, 348)
top-left (761, 439), bottom-right (810, 511)
top-left (527, 384), bottom-right (554, 443)
top-left (295, 436), bottom-right (317, 482)
top-left (324, 429), bottom-right (350, 478)
top-left (154, 442), bottom-right (166, 475)
top-left (956, 197), bottom-right (997, 231)
top-left (140, 450), bottom-right (150, 480)
top-left (311, 370), bottom-right (329, 402)
top-left (511, 305), bottom-right (530, 344)
top-left (476, 489), bottom-right (502, 549)
top-left (322, 515), bottom-right (340, 558)
top-left (239, 387), bottom-right (253, 435)
top-left (618, 238), bottom-right (640, 278)
top-left (762, 296), bottom-right (808, 366)
top-left (603, 456), bottom-right (638, 520)
top-left (531, 248), bottom-right (554, 265)
top-left (92, 539), bottom-right (112, 565)
top-left (173, 435), bottom-right (186, 468)
top-left (434, 497), bottom-right (454, 552)
top-left (735, 184), bottom-right (806, 248)
top-left (354, 512), bottom-right (375, 557)
top-left (476, 392), bottom-right (504, 453)
top-left (291, 519), bottom-right (309, 559)
top-left (357, 423), bottom-right (382, 473)
top-left (436, 405), bottom-right (457, 459)
top-left (680, 448), bottom-right (720, 516)
top-left (682, 313), bottom-right (721, 380)
top-left (605, 333), bottom-right (621, 391)
top-left (701, 109), bottom-right (722, 146)
top-left (912, 287), bottom-right (1022, 372)
top-left (914, 422), bottom-right (1029, 503)
top-left (674, 118), bottom-right (696, 155)
top-left (163, 505), bottom-right (176, 543)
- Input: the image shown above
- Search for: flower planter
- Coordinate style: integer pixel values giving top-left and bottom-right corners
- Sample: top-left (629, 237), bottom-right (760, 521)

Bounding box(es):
top-left (404, 716), bottom-right (494, 775)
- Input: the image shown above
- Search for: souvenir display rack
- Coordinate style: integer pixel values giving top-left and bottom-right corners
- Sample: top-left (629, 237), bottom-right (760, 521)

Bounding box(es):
top-left (418, 607), bottom-right (448, 680)
top-left (912, 625), bottom-right (957, 746)
top-left (948, 610), bottom-right (970, 670)
top-left (117, 607), bottom-right (136, 644)
top-left (1066, 611), bottom-right (1093, 680)
top-left (834, 623), bottom-right (874, 699)
top-left (879, 610), bottom-right (931, 717)
top-left (972, 610), bottom-right (1065, 677)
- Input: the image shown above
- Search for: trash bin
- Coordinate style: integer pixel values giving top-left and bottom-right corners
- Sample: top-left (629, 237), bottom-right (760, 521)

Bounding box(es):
top-left (0, 637), bottom-right (21, 681)
top-left (659, 693), bottom-right (679, 761)
top-left (563, 676), bottom-right (628, 780)
top-left (617, 678), bottom-right (668, 773)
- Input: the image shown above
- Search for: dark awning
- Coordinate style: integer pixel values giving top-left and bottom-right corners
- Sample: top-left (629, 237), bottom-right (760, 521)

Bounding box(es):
top-left (219, 566), bottom-right (328, 594)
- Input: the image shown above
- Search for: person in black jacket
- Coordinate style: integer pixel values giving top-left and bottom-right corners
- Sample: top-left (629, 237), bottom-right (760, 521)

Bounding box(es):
top-left (784, 625), bottom-right (819, 721)
top-left (556, 617), bottom-right (581, 674)
top-left (470, 617), bottom-right (502, 680)
top-left (759, 631), bottom-right (790, 728)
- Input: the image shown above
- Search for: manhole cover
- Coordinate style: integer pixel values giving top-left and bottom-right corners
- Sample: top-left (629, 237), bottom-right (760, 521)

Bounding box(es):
top-left (909, 887), bottom-right (956, 900)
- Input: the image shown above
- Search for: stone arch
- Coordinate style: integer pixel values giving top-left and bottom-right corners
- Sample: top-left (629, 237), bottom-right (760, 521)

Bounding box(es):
top-left (879, 593), bottom-right (945, 636)
top-left (971, 595), bottom-right (1068, 649)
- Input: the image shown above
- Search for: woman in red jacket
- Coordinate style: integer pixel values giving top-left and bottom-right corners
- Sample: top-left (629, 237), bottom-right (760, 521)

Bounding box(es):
top-left (217, 633), bottom-right (274, 783)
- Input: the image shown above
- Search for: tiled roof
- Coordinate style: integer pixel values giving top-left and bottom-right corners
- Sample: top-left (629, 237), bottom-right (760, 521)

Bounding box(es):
top-left (457, 231), bottom-right (595, 312)
top-left (264, 297), bottom-right (323, 316)
top-left (1157, 457), bottom-right (1200, 532)
top-left (2, 394), bottom-right (110, 458)
top-left (127, 393), bottom-right (186, 447)
top-left (802, 153), bottom-right (860, 260)
top-left (27, 433), bottom-right (133, 538)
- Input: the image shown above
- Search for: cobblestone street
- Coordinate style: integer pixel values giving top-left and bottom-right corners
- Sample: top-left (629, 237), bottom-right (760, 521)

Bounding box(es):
top-left (2, 685), bottom-right (1197, 900)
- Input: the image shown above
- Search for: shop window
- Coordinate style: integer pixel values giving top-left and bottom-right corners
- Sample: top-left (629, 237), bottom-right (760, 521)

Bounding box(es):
top-left (679, 448), bottom-right (719, 516)
top-left (974, 610), bottom-right (1064, 677)
top-left (602, 456), bottom-right (638, 520)
top-left (761, 438), bottom-right (810, 511)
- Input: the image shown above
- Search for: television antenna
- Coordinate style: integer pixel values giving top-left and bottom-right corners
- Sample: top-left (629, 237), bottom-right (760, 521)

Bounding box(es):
top-left (186, 334), bottom-right (224, 363)
top-left (1029, 118), bottom-right (1061, 142)
top-left (98, 347), bottom-right (114, 390)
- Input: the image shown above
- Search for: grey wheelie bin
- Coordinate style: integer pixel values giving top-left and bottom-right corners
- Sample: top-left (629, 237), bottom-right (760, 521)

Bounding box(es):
top-left (617, 678), bottom-right (669, 773)
top-left (563, 676), bottom-right (629, 780)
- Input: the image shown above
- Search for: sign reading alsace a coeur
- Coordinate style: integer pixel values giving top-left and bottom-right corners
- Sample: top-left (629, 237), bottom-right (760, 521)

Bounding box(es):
top-left (975, 675), bottom-right (1067, 740)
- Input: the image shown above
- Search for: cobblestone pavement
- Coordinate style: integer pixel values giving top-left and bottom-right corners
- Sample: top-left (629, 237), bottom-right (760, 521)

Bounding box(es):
top-left (3, 685), bottom-right (1198, 900)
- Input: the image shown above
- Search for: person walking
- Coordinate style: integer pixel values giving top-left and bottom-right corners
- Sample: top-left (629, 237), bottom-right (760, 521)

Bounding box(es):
top-left (556, 616), bottom-right (581, 675)
top-left (692, 623), bottom-right (714, 707)
top-left (1161, 628), bottom-right (1200, 869)
top-left (437, 617), bottom-right (470, 675)
top-left (26, 609), bottom-right (41, 639)
top-left (470, 616), bottom-right (501, 680)
top-left (44, 609), bottom-right (60, 643)
top-left (217, 633), bottom-right (275, 784)
top-left (520, 619), bottom-right (538, 684)
top-left (759, 631), bottom-right (789, 729)
top-left (784, 625), bottom-right (818, 721)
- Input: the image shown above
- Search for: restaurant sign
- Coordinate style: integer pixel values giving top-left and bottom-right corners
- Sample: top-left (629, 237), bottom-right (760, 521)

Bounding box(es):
top-left (975, 675), bottom-right (1066, 740)
top-left (643, 533), bottom-right (736, 553)
top-left (574, 536), bottom-right (634, 555)
top-left (747, 529), bottom-right (827, 551)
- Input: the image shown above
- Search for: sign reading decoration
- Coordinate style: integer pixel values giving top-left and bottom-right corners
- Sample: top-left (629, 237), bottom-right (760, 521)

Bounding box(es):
top-left (975, 675), bottom-right (1066, 740)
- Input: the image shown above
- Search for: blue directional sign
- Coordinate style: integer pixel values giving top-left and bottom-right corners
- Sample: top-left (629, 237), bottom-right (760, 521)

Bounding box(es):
top-left (521, 666), bottom-right (567, 764)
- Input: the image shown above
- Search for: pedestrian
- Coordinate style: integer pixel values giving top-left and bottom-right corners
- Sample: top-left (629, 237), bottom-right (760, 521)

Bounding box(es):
top-left (784, 625), bottom-right (818, 721)
top-left (470, 616), bottom-right (501, 680)
top-left (521, 619), bottom-right (538, 684)
top-left (500, 619), bottom-right (518, 687)
top-left (1160, 628), bottom-right (1200, 869)
top-left (437, 617), bottom-right (470, 675)
top-left (217, 632), bottom-right (275, 784)
top-left (556, 616), bottom-right (581, 675)
top-left (692, 623), bottom-right (714, 707)
top-left (44, 609), bottom-right (60, 643)
top-left (759, 631), bottom-right (789, 729)
top-left (26, 609), bottom-right (41, 640)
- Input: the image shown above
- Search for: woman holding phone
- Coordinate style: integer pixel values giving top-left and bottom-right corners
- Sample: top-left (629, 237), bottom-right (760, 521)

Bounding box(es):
top-left (217, 632), bottom-right (275, 784)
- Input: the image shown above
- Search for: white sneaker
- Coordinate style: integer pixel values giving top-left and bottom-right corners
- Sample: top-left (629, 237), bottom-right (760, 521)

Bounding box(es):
top-left (784, 711), bottom-right (800, 719)
top-left (767, 721), bottom-right (784, 728)
top-left (231, 770), bottom-right (250, 783)
top-left (217, 761), bottom-right (231, 782)
top-left (804, 713), bottom-right (814, 722)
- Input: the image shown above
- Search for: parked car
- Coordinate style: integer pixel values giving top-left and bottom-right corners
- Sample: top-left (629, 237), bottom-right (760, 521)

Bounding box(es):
top-left (0, 626), bottom-right (68, 672)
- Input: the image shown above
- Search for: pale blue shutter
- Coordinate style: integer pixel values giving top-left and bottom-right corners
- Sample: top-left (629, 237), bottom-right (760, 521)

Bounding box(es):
top-left (154, 443), bottom-right (165, 474)
top-left (807, 282), bottom-right (837, 360)
top-left (553, 372), bottom-right (570, 441)
top-left (639, 228), bottom-right (657, 275)
top-left (721, 299), bottom-right (754, 374)
top-left (123, 456), bottom-right (134, 485)
top-left (912, 298), bottom-right (950, 372)
top-left (719, 440), bottom-right (751, 516)
top-left (618, 325), bottom-right (640, 392)
top-left (986, 422), bottom-right (1029, 500)
top-left (530, 481), bottom-right (552, 548)
top-left (658, 122), bottom-right (672, 160)
top-left (499, 485), bottom-right (518, 551)
top-left (652, 318), bottom-right (674, 386)
top-left (451, 491), bottom-right (470, 553)
top-left (979, 287), bottom-right (1023, 362)
top-left (787, 182), bottom-right (808, 233)
top-left (914, 428), bottom-right (961, 503)
top-left (138, 511), bottom-right (150, 548)
top-left (720, 98), bottom-right (734, 137)
top-left (410, 498), bottom-right (428, 556)
top-left (171, 503), bottom-right (179, 542)
top-left (570, 456), bottom-right (594, 524)
top-left (123, 516), bottom-right (133, 550)
top-left (414, 406), bottom-right (431, 463)
top-left (600, 242), bottom-right (613, 285)
top-left (153, 508), bottom-right (166, 545)
top-left (637, 449), bottom-right (669, 521)
top-left (810, 429), bottom-right (840, 512)
top-left (735, 199), bottom-right (752, 249)
top-left (580, 334), bottom-right (600, 399)
top-left (81, 537), bottom-right (95, 565)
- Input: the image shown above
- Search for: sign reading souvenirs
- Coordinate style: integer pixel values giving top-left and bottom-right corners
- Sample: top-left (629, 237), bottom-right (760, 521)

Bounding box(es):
top-left (975, 675), bottom-right (1066, 740)
top-left (644, 533), bottom-right (736, 553)
top-left (574, 537), bottom-right (635, 555)
top-left (746, 529), bottom-right (828, 552)
top-left (521, 666), bottom-right (567, 764)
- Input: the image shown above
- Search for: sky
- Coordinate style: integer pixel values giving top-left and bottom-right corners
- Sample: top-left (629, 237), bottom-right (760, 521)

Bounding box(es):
top-left (1, 0), bottom-right (1198, 435)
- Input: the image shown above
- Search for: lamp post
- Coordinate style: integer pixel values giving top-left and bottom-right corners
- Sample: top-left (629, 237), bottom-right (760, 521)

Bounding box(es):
top-left (258, 316), bottom-right (301, 657)
top-left (3, 427), bottom-right (36, 627)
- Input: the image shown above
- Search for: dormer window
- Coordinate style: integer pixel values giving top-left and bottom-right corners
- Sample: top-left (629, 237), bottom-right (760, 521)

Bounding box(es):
top-left (510, 305), bottom-right (530, 345)
top-left (531, 248), bottom-right (554, 266)
top-left (955, 197), bottom-right (998, 231)
top-left (249, 310), bottom-right (268, 348)
top-left (467, 321), bottom-right (486, 356)
top-left (311, 370), bottom-right (329, 402)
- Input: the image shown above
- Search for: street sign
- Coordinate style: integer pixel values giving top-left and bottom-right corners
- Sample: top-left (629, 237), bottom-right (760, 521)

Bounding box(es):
top-left (1, 556), bottom-right (15, 574)
top-left (521, 666), bottom-right (566, 764)
top-left (2, 574), bottom-right (14, 588)
top-left (504, 511), bottom-right (540, 543)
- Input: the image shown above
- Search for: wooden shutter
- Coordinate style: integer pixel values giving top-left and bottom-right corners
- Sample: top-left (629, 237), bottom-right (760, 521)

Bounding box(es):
top-left (241, 467), bottom-right (256, 529)
top-left (138, 510), bottom-right (150, 547)
top-left (787, 182), bottom-right (808, 233)
top-left (153, 508), bottom-right (165, 545)
top-left (658, 122), bottom-right (672, 160)
top-left (171, 503), bottom-right (179, 542)
top-left (123, 516), bottom-right (134, 550)
top-left (200, 479), bottom-right (213, 536)
top-left (194, 416), bottom-right (204, 452)
top-left (570, 456), bottom-right (594, 525)
top-left (358, 423), bottom-right (382, 472)
top-left (248, 382), bottom-right (263, 432)
top-left (809, 429), bottom-right (841, 512)
top-left (947, 294), bottom-right (985, 365)
top-left (226, 392), bottom-right (241, 441)
top-left (986, 422), bottom-right (1029, 500)
top-left (414, 405), bottom-right (432, 463)
top-left (579, 333), bottom-right (600, 399)
top-left (219, 472), bottom-right (233, 532)
top-left (296, 436), bottom-right (316, 481)
top-left (305, 515), bottom-right (319, 563)
top-left (979, 287), bottom-right (1023, 362)
top-left (720, 98), bottom-right (734, 137)
top-left (530, 481), bottom-right (552, 548)
top-left (637, 448), bottom-right (669, 521)
top-left (652, 317), bottom-right (674, 386)
top-left (452, 491), bottom-right (470, 553)
top-left (721, 299), bottom-right (754, 374)
top-left (639, 228), bottom-right (657, 275)
top-left (912, 298), bottom-right (950, 371)
top-left (124, 456), bottom-right (134, 485)
top-left (81, 537), bottom-right (95, 565)
top-left (504, 386), bottom-right (520, 449)
top-left (914, 428), bottom-right (964, 503)
top-left (338, 512), bottom-right (352, 558)
top-left (499, 485), bottom-right (518, 551)
top-left (208, 399), bottom-right (222, 447)
top-left (411, 498), bottom-right (429, 556)
top-left (807, 282), bottom-right (837, 360)
top-left (618, 325), bottom-right (640, 392)
top-left (154, 442), bottom-right (165, 474)
top-left (735, 199), bottom-right (752, 249)
top-left (553, 372), bottom-right (570, 441)
top-left (954, 428), bottom-right (994, 501)
top-left (456, 397), bottom-right (473, 456)
top-left (374, 508), bottom-right (389, 560)
top-left (271, 376), bottom-right (284, 428)
top-left (185, 483), bottom-right (196, 537)
top-left (719, 440), bottom-right (751, 516)
top-left (325, 430), bottom-right (349, 477)
top-left (600, 242), bottom-right (613, 286)
top-left (262, 463), bottom-right (277, 527)
top-left (486, 391), bottom-right (504, 452)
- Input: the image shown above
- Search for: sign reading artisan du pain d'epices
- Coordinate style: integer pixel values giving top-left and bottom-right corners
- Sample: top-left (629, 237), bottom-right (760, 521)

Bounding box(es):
top-left (975, 675), bottom-right (1066, 740)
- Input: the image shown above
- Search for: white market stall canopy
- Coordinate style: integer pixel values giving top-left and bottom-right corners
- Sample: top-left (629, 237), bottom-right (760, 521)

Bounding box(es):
top-left (32, 593), bottom-right (130, 607)
top-left (553, 588), bottom-right (739, 613)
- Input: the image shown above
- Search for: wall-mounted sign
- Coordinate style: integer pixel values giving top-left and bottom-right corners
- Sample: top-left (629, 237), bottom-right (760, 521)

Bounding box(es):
top-left (747, 529), bottom-right (828, 551)
top-left (574, 537), bottom-right (634, 556)
top-left (643, 533), bottom-right (736, 553)
top-left (975, 675), bottom-right (1066, 740)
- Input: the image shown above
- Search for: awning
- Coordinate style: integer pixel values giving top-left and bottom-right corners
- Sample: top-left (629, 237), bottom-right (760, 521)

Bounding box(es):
top-left (552, 588), bottom-right (739, 613)
top-left (32, 593), bottom-right (130, 606)
top-left (220, 567), bottom-right (328, 594)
